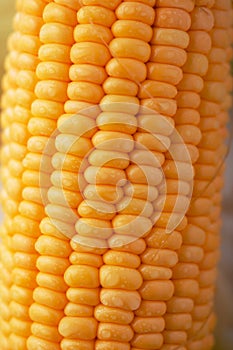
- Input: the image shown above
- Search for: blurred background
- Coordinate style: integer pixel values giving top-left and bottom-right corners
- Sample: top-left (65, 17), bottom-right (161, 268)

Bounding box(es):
top-left (0, 1), bottom-right (232, 349)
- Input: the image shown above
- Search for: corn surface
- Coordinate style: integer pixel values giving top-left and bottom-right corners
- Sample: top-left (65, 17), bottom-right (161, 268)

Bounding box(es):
top-left (0, 1), bottom-right (232, 349)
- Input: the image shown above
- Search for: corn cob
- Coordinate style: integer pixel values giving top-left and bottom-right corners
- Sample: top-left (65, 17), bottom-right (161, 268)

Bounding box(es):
top-left (0, 1), bottom-right (232, 350)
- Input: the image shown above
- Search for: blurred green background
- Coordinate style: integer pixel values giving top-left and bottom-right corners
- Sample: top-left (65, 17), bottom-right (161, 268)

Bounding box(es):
top-left (0, 1), bottom-right (232, 350)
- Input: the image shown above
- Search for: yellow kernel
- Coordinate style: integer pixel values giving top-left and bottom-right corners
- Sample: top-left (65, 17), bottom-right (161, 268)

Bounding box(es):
top-left (151, 28), bottom-right (190, 49)
top-left (74, 24), bottom-right (113, 44)
top-left (150, 45), bottom-right (187, 67)
top-left (190, 7), bottom-right (214, 31)
top-left (116, 2), bottom-right (155, 25)
top-left (199, 269), bottom-right (217, 288)
top-left (58, 114), bottom-right (96, 138)
top-left (98, 323), bottom-right (134, 342)
top-left (37, 272), bottom-right (67, 292)
top-left (35, 236), bottom-right (71, 258)
top-left (67, 288), bottom-right (100, 306)
top-left (71, 42), bottom-right (111, 66)
top-left (17, 70), bottom-right (37, 90)
top-left (141, 248), bottom-right (178, 267)
top-left (37, 256), bottom-right (69, 275)
top-left (43, 2), bottom-right (77, 26)
top-left (31, 323), bottom-right (62, 343)
top-left (48, 187), bottom-right (83, 208)
top-left (77, 6), bottom-right (116, 27)
top-left (39, 43), bottom-right (71, 64)
top-left (28, 117), bottom-right (56, 136)
top-left (70, 64), bottom-right (107, 84)
top-left (113, 214), bottom-right (152, 237)
top-left (188, 31), bottom-right (212, 54)
top-left (177, 74), bottom-right (204, 93)
top-left (163, 331), bottom-right (187, 345)
top-left (68, 81), bottom-right (104, 103)
top-left (32, 99), bottom-right (64, 120)
top-left (173, 263), bottom-right (199, 279)
top-left (27, 337), bottom-right (60, 350)
top-left (20, 0), bottom-right (45, 16)
top-left (137, 114), bottom-right (174, 135)
top-left (174, 279), bottom-right (199, 298)
top-left (61, 339), bottom-right (94, 350)
top-left (10, 285), bottom-right (33, 306)
top-left (131, 334), bottom-right (164, 349)
top-left (176, 124), bottom-right (202, 145)
top-left (109, 38), bottom-right (151, 62)
top-left (95, 305), bottom-right (134, 325)
top-left (156, 0), bottom-right (194, 12)
top-left (117, 197), bottom-right (153, 217)
top-left (132, 317), bottom-right (165, 333)
top-left (112, 20), bottom-right (153, 42)
top-left (124, 183), bottom-right (159, 201)
top-left (40, 23), bottom-right (74, 45)
top-left (147, 63), bottom-right (183, 85)
top-left (104, 251), bottom-right (140, 269)
top-left (106, 58), bottom-right (147, 82)
top-left (69, 252), bottom-right (103, 267)
top-left (100, 265), bottom-right (143, 290)
top-left (139, 280), bottom-right (174, 300)
top-left (100, 95), bottom-right (139, 114)
top-left (108, 235), bottom-right (146, 255)
top-left (9, 302), bottom-right (30, 321)
top-left (36, 62), bottom-right (70, 81)
top-left (100, 289), bottom-right (141, 311)
top-left (33, 287), bottom-right (67, 310)
top-left (83, 185), bottom-right (124, 204)
top-left (15, 13), bottom-right (43, 35)
top-left (14, 252), bottom-right (37, 270)
top-left (82, 0), bottom-right (121, 10)
top-left (45, 203), bottom-right (77, 224)
top-left (12, 268), bottom-right (37, 289)
top-left (164, 313), bottom-right (192, 331)
top-left (183, 53), bottom-right (209, 77)
top-left (103, 77), bottom-right (138, 96)
top-left (155, 8), bottom-right (191, 31)
top-left (78, 200), bottom-right (115, 220)
top-left (59, 317), bottom-right (98, 340)
top-left (65, 265), bottom-right (99, 288)
top-left (75, 218), bottom-right (113, 240)
top-left (95, 340), bottom-right (129, 350)
top-left (97, 112), bottom-right (137, 134)
top-left (35, 80), bottom-right (68, 102)
top-left (19, 201), bottom-right (44, 221)
top-left (55, 134), bottom-right (92, 156)
top-left (65, 303), bottom-right (94, 317)
top-left (71, 235), bottom-right (107, 255)
top-left (135, 301), bottom-right (166, 317)
top-left (84, 166), bottom-right (126, 186)
top-left (139, 265), bottom-right (172, 280)
top-left (201, 81), bottom-right (227, 103)
top-left (126, 164), bottom-right (163, 185)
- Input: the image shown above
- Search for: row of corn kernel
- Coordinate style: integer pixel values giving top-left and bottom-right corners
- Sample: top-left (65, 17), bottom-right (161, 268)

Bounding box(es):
top-left (26, 1), bottom-right (80, 350)
top-left (57, 1), bottom-right (119, 349)
top-left (187, 1), bottom-right (233, 349)
top-left (139, 1), bottom-right (194, 350)
top-left (0, 1), bottom-right (46, 349)
top-left (93, 1), bottom-right (155, 349)
top-left (164, 2), bottom-right (215, 349)
top-left (10, 3), bottom-right (44, 348)
top-left (186, 0), bottom-right (231, 348)
top-left (0, 22), bottom-right (21, 349)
